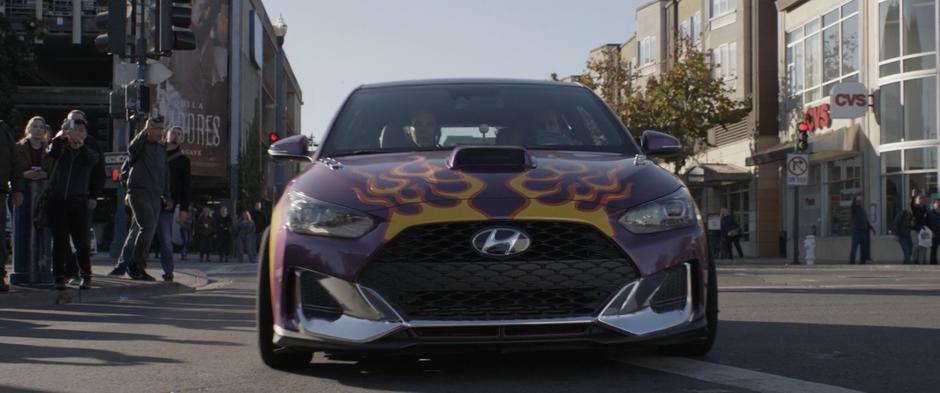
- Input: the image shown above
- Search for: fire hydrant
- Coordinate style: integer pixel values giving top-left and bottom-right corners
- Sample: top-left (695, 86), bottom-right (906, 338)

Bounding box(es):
top-left (803, 235), bottom-right (816, 265)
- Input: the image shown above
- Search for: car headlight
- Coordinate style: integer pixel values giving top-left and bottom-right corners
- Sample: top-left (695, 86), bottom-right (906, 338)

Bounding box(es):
top-left (286, 191), bottom-right (375, 238)
top-left (618, 188), bottom-right (698, 234)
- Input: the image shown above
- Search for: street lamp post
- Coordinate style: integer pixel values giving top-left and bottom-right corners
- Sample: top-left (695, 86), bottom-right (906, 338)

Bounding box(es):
top-left (273, 15), bottom-right (287, 201)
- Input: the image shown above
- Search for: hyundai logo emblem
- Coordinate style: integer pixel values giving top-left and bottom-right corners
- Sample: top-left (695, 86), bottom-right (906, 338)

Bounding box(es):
top-left (471, 227), bottom-right (531, 257)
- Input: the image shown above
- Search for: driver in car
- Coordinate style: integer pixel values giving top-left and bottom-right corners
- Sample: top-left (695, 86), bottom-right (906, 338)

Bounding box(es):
top-left (532, 109), bottom-right (577, 146)
top-left (403, 110), bottom-right (441, 147)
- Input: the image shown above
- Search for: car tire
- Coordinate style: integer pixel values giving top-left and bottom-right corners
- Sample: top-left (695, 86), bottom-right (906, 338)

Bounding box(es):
top-left (659, 256), bottom-right (718, 357)
top-left (257, 228), bottom-right (314, 369)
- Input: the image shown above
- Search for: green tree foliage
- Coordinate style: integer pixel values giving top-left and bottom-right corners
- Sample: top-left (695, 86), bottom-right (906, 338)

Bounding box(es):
top-left (578, 39), bottom-right (750, 174)
top-left (0, 15), bottom-right (39, 124)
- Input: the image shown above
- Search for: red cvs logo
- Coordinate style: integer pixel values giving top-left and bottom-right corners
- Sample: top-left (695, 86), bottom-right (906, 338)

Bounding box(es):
top-left (804, 104), bottom-right (831, 131)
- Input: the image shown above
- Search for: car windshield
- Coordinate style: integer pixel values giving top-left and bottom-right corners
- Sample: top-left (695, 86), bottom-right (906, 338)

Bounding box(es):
top-left (320, 84), bottom-right (639, 157)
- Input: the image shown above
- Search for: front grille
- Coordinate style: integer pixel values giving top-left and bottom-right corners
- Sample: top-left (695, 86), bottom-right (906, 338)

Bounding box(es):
top-left (650, 265), bottom-right (687, 313)
top-left (298, 272), bottom-right (343, 316)
top-left (359, 221), bottom-right (637, 320)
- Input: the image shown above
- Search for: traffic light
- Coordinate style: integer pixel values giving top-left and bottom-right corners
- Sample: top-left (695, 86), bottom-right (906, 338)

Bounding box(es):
top-left (269, 132), bottom-right (279, 144)
top-left (94, 1), bottom-right (128, 56)
top-left (797, 122), bottom-right (810, 152)
top-left (158, 0), bottom-right (196, 53)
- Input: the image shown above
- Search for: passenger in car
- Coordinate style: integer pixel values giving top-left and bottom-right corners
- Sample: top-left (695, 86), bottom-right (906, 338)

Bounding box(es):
top-left (531, 109), bottom-right (578, 146)
top-left (402, 110), bottom-right (441, 147)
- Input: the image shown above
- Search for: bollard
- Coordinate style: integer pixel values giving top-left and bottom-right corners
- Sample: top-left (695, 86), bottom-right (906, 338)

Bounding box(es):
top-left (803, 235), bottom-right (816, 265)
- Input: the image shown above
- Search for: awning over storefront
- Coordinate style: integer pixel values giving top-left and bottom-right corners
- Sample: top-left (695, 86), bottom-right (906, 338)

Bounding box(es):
top-left (684, 163), bottom-right (752, 186)
top-left (746, 125), bottom-right (859, 166)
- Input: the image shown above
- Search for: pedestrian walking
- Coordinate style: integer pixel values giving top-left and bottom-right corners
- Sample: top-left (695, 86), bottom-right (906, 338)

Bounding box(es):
top-left (892, 208), bottom-right (913, 265)
top-left (928, 200), bottom-right (940, 266)
top-left (58, 111), bottom-right (105, 284)
top-left (13, 116), bottom-right (53, 284)
top-left (0, 120), bottom-right (28, 291)
top-left (719, 208), bottom-right (743, 259)
top-left (236, 210), bottom-right (257, 263)
top-left (122, 116), bottom-right (170, 281)
top-left (215, 206), bottom-right (233, 262)
top-left (249, 200), bottom-right (270, 249)
top-left (849, 196), bottom-right (875, 265)
top-left (45, 117), bottom-right (100, 290)
top-left (151, 126), bottom-right (192, 282)
top-left (196, 207), bottom-right (214, 262)
top-left (179, 206), bottom-right (195, 260)
top-left (910, 193), bottom-right (929, 265)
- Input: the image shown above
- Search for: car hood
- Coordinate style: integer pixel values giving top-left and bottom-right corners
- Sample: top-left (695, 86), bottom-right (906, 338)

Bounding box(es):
top-left (291, 149), bottom-right (682, 215)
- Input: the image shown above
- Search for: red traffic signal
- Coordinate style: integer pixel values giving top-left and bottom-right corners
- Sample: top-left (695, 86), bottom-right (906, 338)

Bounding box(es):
top-left (799, 122), bottom-right (809, 132)
top-left (269, 132), bottom-right (279, 144)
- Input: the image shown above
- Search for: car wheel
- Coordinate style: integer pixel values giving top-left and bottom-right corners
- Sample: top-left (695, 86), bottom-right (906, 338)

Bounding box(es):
top-left (659, 256), bottom-right (718, 357)
top-left (257, 228), bottom-right (314, 369)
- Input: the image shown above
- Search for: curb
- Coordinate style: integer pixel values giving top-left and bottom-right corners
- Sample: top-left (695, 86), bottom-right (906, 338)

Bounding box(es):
top-left (0, 268), bottom-right (210, 308)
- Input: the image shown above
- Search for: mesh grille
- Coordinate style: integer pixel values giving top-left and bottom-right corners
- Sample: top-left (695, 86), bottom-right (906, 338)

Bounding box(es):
top-left (299, 272), bottom-right (343, 315)
top-left (359, 221), bottom-right (637, 320)
top-left (650, 266), bottom-right (687, 313)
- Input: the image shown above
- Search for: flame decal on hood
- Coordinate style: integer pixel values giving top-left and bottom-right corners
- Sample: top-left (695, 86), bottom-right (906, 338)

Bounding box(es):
top-left (506, 159), bottom-right (633, 236)
top-left (352, 156), bottom-right (489, 241)
top-left (350, 154), bottom-right (634, 242)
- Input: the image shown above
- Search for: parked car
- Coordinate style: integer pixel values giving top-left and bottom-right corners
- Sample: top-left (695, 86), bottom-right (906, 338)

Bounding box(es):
top-left (258, 79), bottom-right (717, 368)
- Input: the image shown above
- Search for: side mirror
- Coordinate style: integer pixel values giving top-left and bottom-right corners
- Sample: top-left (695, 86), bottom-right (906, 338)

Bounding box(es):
top-left (640, 130), bottom-right (681, 157)
top-left (268, 134), bottom-right (314, 162)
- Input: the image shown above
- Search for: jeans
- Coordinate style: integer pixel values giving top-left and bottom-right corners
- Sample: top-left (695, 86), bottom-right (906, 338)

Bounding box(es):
top-left (180, 228), bottom-right (192, 258)
top-left (849, 231), bottom-right (870, 264)
top-left (898, 235), bottom-right (913, 265)
top-left (156, 210), bottom-right (174, 278)
top-left (48, 196), bottom-right (91, 278)
top-left (1, 193), bottom-right (8, 276)
top-left (126, 192), bottom-right (161, 277)
top-left (113, 220), bottom-right (138, 273)
top-left (238, 233), bottom-right (257, 263)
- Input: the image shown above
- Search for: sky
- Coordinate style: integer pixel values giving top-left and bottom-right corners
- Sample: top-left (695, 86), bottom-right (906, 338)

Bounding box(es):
top-left (261, 0), bottom-right (644, 140)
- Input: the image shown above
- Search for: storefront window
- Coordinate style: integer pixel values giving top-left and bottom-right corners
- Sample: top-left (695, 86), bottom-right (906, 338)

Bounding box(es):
top-left (880, 0), bottom-right (901, 61)
top-left (904, 76), bottom-right (938, 141)
top-left (883, 147), bottom-right (940, 232)
top-left (903, 0), bottom-right (936, 55)
top-left (881, 82), bottom-right (903, 143)
top-left (828, 157), bottom-right (862, 236)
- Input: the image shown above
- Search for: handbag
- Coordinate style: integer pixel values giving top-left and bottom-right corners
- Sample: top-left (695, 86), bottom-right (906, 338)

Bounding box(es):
top-left (33, 189), bottom-right (49, 229)
top-left (918, 227), bottom-right (933, 248)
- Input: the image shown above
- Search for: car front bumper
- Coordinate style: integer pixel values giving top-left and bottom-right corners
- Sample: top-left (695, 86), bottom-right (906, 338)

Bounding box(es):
top-left (272, 262), bottom-right (703, 352)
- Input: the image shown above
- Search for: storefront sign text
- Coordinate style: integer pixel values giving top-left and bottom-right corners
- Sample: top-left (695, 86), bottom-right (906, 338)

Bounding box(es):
top-left (804, 103), bottom-right (831, 131)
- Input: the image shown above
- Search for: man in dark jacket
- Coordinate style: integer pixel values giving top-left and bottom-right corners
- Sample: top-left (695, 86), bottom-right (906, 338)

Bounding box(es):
top-left (893, 209), bottom-right (913, 265)
top-left (122, 116), bottom-right (170, 281)
top-left (153, 126), bottom-right (191, 281)
top-left (46, 118), bottom-right (100, 289)
top-left (849, 196), bottom-right (875, 265)
top-left (1, 120), bottom-right (27, 291)
top-left (249, 200), bottom-right (270, 249)
top-left (62, 110), bottom-right (105, 282)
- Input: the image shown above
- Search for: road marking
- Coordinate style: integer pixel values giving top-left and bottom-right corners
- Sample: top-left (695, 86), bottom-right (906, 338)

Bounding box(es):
top-left (619, 356), bottom-right (864, 393)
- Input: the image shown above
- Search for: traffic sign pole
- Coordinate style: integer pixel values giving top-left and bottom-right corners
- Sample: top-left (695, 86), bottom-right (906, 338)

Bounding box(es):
top-left (787, 153), bottom-right (810, 265)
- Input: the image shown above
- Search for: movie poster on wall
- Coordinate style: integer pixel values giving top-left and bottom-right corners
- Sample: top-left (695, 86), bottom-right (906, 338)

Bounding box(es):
top-left (155, 0), bottom-right (231, 178)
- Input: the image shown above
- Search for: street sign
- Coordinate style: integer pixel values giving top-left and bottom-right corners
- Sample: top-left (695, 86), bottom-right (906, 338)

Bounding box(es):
top-left (830, 82), bottom-right (868, 119)
top-left (787, 154), bottom-right (809, 186)
top-left (104, 152), bottom-right (129, 165)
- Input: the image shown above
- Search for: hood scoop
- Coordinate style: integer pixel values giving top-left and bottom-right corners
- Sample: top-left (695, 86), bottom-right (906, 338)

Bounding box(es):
top-left (446, 146), bottom-right (534, 172)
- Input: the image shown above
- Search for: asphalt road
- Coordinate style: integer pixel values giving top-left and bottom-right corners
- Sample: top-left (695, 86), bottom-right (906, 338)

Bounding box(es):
top-left (1, 264), bottom-right (938, 393)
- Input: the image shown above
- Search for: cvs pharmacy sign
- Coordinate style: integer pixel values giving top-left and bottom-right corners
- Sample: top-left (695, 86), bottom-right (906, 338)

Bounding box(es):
top-left (829, 82), bottom-right (868, 119)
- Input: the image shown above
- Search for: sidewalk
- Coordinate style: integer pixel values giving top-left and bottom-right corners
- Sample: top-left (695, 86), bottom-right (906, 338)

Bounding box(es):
top-left (716, 257), bottom-right (928, 266)
top-left (1, 252), bottom-right (216, 308)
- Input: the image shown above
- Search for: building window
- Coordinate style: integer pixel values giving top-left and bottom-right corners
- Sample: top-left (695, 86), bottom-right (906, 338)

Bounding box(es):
top-left (880, 76), bottom-right (938, 143)
top-left (680, 11), bottom-right (703, 43)
top-left (879, 0), bottom-right (936, 77)
top-left (710, 0), bottom-right (735, 18)
top-left (712, 42), bottom-right (736, 79)
top-left (639, 36), bottom-right (656, 66)
top-left (785, 0), bottom-right (860, 108)
top-left (883, 147), bottom-right (939, 232)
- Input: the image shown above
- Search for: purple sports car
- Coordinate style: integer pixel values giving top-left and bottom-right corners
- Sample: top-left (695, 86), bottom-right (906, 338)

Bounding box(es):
top-left (258, 79), bottom-right (716, 368)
